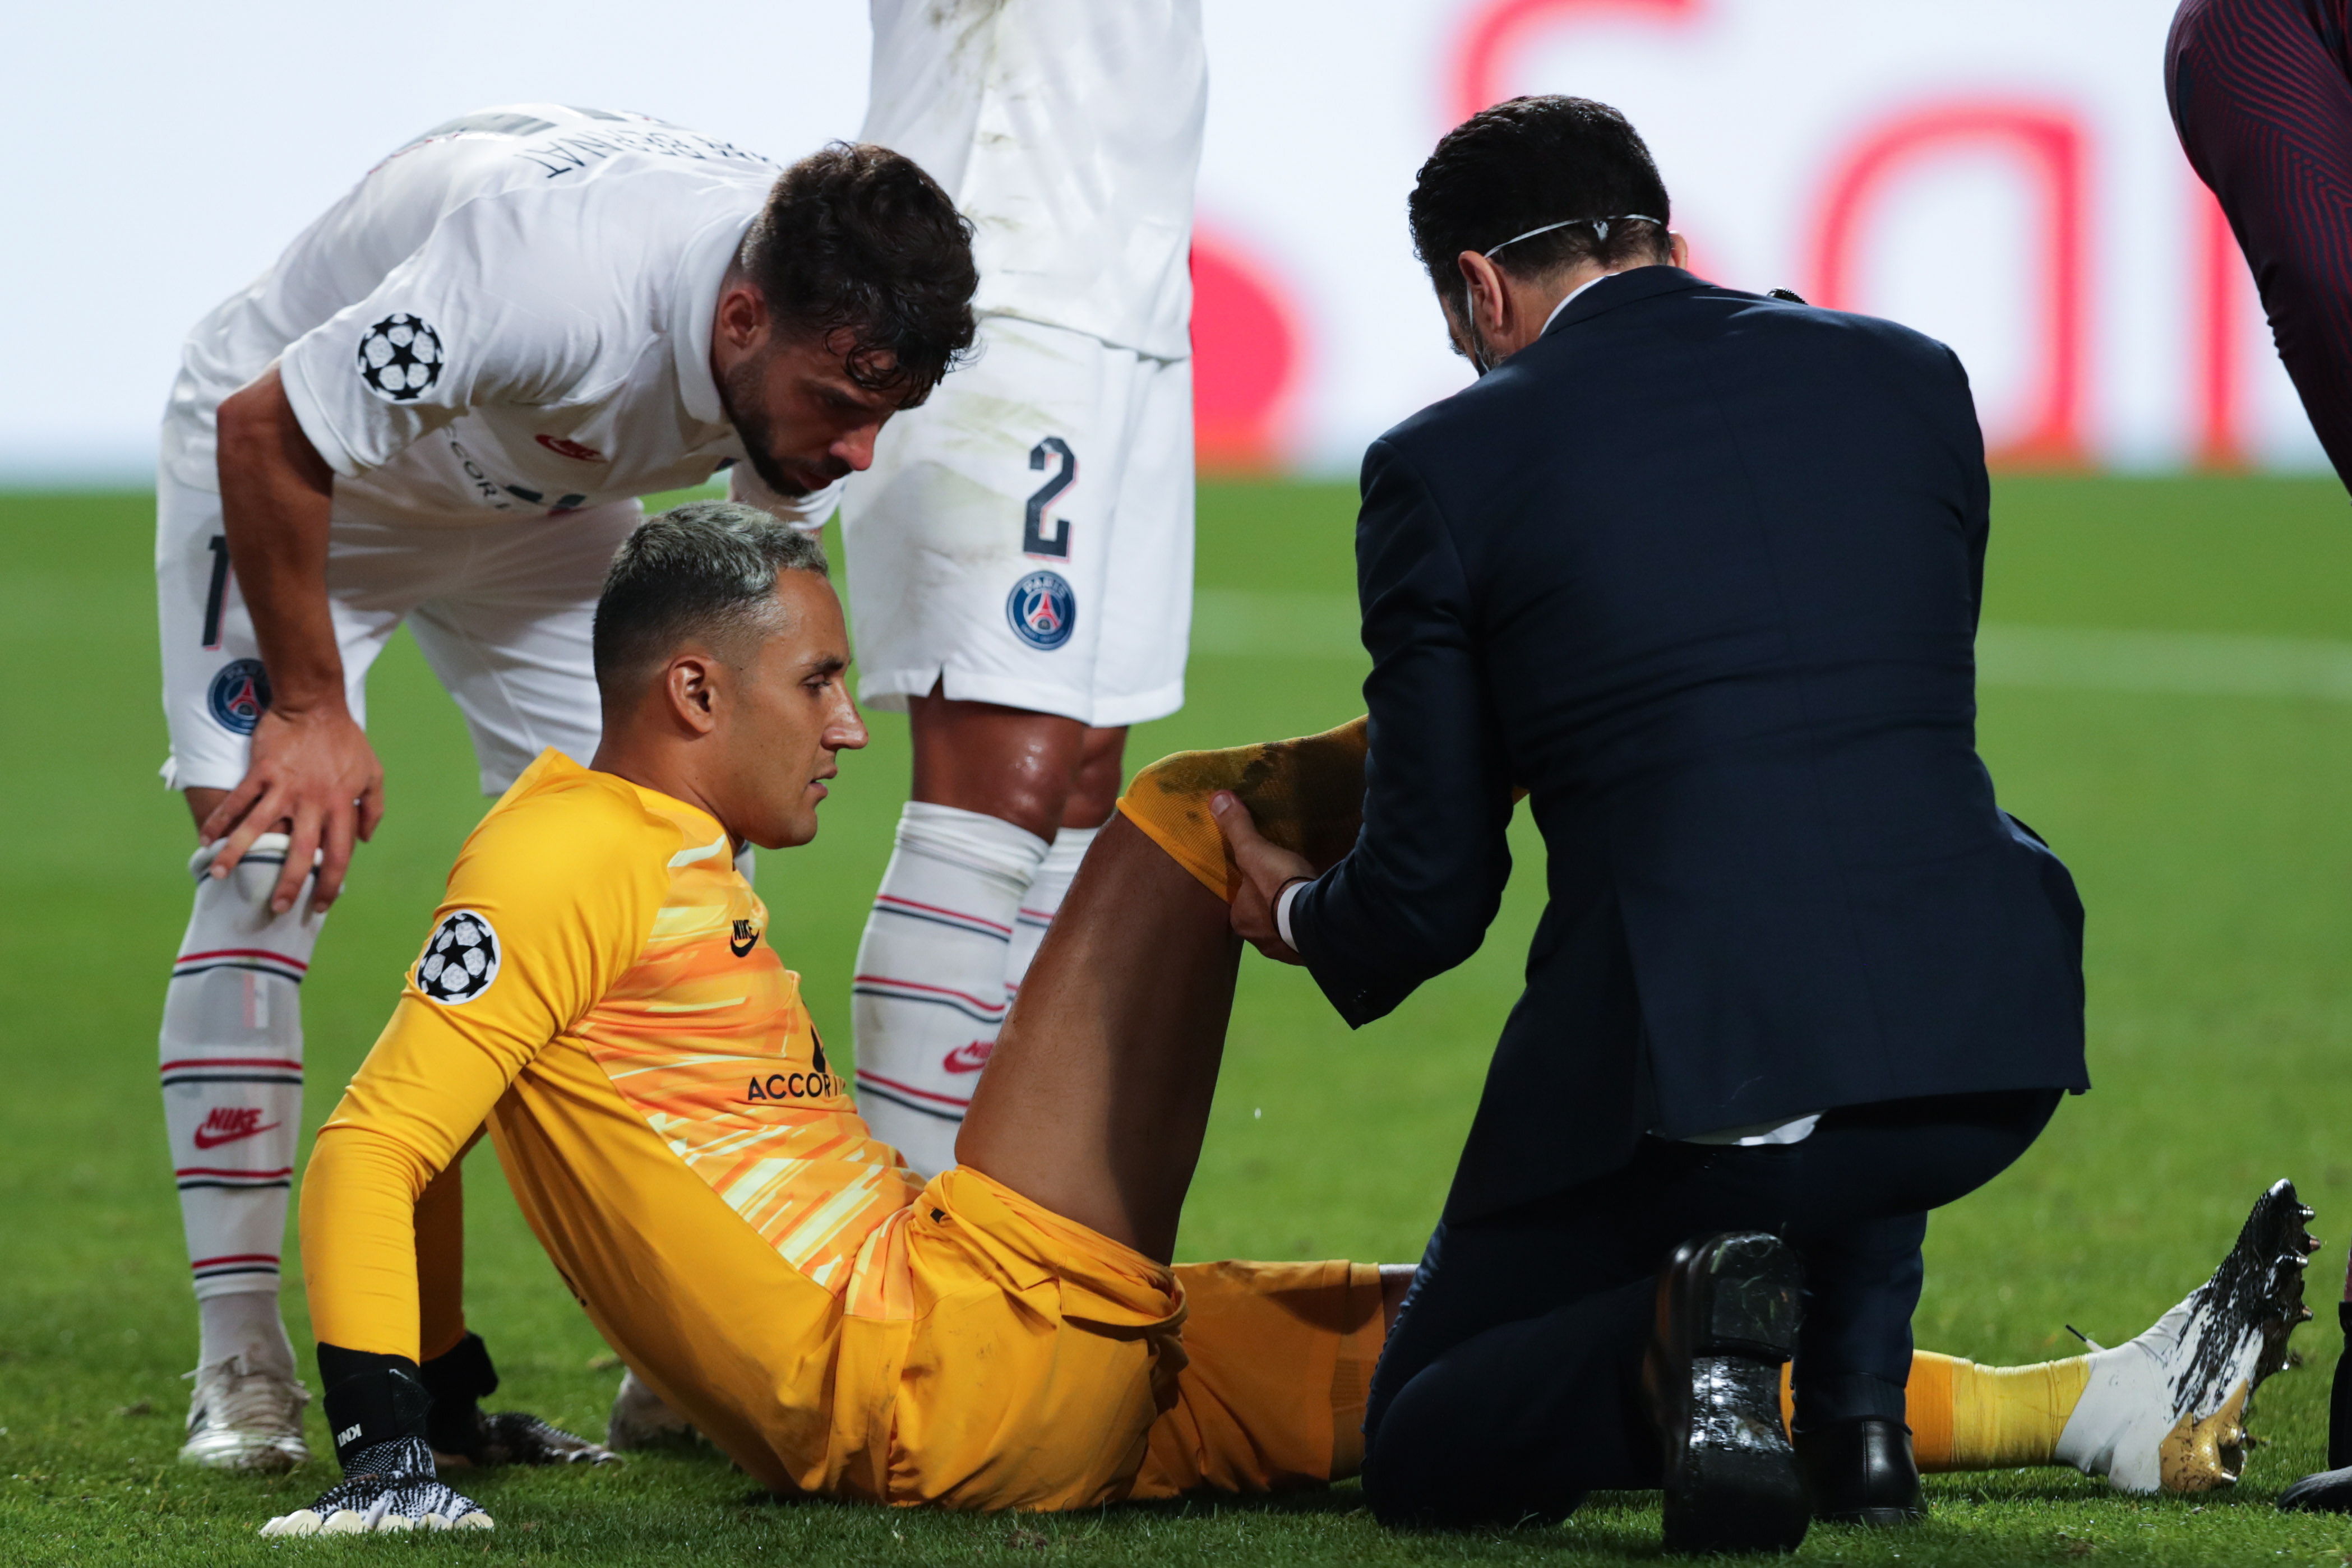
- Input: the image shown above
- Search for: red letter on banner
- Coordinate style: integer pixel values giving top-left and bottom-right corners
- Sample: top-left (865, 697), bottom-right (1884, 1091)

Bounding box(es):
top-left (1810, 104), bottom-right (2088, 467)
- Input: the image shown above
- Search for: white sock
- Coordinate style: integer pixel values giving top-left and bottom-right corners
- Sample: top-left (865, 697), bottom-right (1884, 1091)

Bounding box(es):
top-left (198, 1292), bottom-right (299, 1380)
top-left (1006, 825), bottom-right (1097, 993)
top-left (161, 832), bottom-right (317, 1377)
top-left (851, 803), bottom-right (1048, 1178)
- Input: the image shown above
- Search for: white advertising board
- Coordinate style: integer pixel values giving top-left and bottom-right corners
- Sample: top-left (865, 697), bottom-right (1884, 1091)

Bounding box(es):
top-left (1, 1), bottom-right (2318, 482)
top-left (1190, 0), bottom-right (2323, 477)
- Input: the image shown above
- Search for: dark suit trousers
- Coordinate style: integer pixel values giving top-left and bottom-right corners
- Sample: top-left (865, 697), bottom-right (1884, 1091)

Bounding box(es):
top-left (1360, 1089), bottom-right (2060, 1527)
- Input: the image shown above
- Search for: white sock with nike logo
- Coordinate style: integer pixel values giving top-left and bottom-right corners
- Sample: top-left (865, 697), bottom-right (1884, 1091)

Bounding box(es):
top-left (851, 802), bottom-right (1047, 1178)
top-left (160, 834), bottom-right (318, 1379)
top-left (1006, 825), bottom-right (1097, 991)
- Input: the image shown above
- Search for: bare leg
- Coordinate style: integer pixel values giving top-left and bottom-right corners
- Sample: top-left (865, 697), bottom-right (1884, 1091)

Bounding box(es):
top-left (908, 691), bottom-right (1088, 840)
top-left (184, 784), bottom-right (232, 836)
top-left (955, 813), bottom-right (1239, 1262)
top-left (1063, 726), bottom-right (1129, 829)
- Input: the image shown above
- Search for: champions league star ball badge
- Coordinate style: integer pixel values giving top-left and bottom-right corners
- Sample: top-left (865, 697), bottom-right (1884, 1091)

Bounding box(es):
top-left (1005, 570), bottom-right (1076, 651)
top-left (206, 658), bottom-right (271, 736)
top-left (357, 313), bottom-right (445, 401)
top-left (416, 910), bottom-right (501, 1005)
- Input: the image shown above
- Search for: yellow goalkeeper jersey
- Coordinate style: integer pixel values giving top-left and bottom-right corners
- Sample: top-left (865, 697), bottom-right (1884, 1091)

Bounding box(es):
top-left (304, 749), bottom-right (1388, 1508)
top-left (302, 750), bottom-right (925, 1478)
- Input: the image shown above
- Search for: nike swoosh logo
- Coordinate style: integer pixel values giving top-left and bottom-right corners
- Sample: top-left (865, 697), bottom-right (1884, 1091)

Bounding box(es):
top-left (193, 1120), bottom-right (281, 1150)
top-left (941, 1042), bottom-right (993, 1074)
top-left (730, 933), bottom-right (757, 957)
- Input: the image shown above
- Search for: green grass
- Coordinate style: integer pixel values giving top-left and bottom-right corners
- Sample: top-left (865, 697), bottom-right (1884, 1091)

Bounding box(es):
top-left (10, 475), bottom-right (2352, 1564)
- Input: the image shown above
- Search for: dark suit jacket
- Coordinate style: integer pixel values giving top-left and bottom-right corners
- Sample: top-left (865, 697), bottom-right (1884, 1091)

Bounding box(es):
top-left (1288, 266), bottom-right (2088, 1223)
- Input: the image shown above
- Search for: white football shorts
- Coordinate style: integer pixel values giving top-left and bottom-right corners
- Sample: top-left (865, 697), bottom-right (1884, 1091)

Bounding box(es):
top-left (838, 314), bottom-right (1194, 728)
top-left (155, 470), bottom-right (640, 795)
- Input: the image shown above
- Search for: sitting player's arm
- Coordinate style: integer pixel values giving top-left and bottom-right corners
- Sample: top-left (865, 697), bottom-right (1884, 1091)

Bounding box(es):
top-left (270, 808), bottom-right (659, 1534)
top-left (1288, 441), bottom-right (1515, 1027)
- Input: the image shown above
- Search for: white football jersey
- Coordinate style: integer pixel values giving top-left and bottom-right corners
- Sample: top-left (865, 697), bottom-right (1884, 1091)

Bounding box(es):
top-left (861, 0), bottom-right (1205, 363)
top-left (161, 104), bottom-right (841, 527)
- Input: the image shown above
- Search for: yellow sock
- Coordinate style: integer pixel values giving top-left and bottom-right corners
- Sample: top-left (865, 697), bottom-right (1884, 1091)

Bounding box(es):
top-left (1777, 1350), bottom-right (2090, 1472)
top-left (1116, 718), bottom-right (1370, 902)
top-left (1913, 1350), bottom-right (2091, 1470)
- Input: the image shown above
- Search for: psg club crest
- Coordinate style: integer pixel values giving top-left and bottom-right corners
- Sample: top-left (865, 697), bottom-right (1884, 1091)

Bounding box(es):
top-left (1005, 570), bottom-right (1076, 651)
top-left (206, 658), bottom-right (271, 736)
top-left (357, 313), bottom-right (445, 402)
top-left (416, 910), bottom-right (500, 1005)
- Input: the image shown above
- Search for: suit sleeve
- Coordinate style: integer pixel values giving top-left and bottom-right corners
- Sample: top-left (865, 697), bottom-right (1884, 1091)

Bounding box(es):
top-left (299, 798), bottom-right (662, 1359)
top-left (1289, 440), bottom-right (1514, 1027)
top-left (2169, 0), bottom-right (2352, 489)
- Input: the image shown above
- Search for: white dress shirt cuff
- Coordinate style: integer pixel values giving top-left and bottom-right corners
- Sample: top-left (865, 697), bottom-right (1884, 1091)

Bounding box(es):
top-left (1275, 879), bottom-right (1309, 951)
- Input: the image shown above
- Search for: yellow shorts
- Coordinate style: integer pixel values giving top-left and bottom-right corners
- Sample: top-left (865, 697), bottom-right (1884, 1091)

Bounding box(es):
top-left (824, 1167), bottom-right (1385, 1511)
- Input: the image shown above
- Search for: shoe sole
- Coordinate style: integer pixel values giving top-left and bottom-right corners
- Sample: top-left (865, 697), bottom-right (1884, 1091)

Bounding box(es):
top-left (1661, 1233), bottom-right (1810, 1556)
top-left (178, 1437), bottom-right (307, 1472)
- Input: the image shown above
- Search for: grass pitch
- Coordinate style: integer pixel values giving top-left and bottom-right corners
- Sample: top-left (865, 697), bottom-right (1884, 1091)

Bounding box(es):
top-left (10, 475), bottom-right (2352, 1565)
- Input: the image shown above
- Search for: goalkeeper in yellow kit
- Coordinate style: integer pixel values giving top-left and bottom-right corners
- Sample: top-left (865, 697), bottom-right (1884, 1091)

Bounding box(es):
top-left (267, 503), bottom-right (2315, 1535)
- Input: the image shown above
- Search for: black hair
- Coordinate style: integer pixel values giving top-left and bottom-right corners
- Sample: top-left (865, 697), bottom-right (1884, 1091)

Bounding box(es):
top-left (593, 501), bottom-right (830, 690)
top-left (741, 142), bottom-right (979, 406)
top-left (1408, 96), bottom-right (1672, 321)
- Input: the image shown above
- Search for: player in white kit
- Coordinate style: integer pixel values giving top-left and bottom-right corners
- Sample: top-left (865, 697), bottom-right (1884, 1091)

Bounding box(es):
top-left (155, 103), bottom-right (977, 1470)
top-left (842, 0), bottom-right (1208, 1176)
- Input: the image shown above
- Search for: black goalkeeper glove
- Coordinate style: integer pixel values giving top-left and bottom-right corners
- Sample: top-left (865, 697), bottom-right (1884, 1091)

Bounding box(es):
top-left (256, 1347), bottom-right (492, 1536)
top-left (259, 1435), bottom-right (492, 1534)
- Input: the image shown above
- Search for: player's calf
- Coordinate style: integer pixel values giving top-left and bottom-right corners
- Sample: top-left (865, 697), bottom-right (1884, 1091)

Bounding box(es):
top-left (163, 831), bottom-right (320, 1469)
top-left (851, 803), bottom-right (1049, 1177)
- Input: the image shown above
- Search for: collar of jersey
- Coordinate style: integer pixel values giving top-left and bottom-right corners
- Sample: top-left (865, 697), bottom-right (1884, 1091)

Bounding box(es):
top-left (673, 210), bottom-right (760, 428)
top-left (521, 748), bottom-right (733, 859)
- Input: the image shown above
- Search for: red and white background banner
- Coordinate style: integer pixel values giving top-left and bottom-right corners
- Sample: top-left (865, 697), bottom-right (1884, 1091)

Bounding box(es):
top-left (1191, 0), bottom-right (2317, 476)
top-left (1, 0), bottom-right (2312, 482)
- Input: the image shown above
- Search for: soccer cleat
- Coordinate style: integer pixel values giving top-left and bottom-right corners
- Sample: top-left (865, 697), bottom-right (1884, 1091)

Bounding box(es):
top-left (435, 1409), bottom-right (619, 1468)
top-left (1647, 1232), bottom-right (1811, 1555)
top-left (606, 1367), bottom-right (701, 1451)
top-left (2055, 1178), bottom-right (2317, 1493)
top-left (2280, 1465), bottom-right (2352, 1513)
top-left (418, 1328), bottom-right (618, 1467)
top-left (178, 1353), bottom-right (311, 1472)
top-left (257, 1436), bottom-right (492, 1535)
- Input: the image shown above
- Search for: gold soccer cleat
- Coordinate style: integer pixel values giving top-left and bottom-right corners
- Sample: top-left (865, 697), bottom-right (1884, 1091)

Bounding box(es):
top-left (2056, 1180), bottom-right (2317, 1493)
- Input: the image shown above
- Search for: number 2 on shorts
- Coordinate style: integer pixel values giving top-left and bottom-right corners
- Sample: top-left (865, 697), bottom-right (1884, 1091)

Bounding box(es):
top-left (1024, 437), bottom-right (1076, 559)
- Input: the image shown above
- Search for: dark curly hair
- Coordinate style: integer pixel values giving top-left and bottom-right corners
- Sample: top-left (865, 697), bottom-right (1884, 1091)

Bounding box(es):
top-left (741, 142), bottom-right (978, 406)
top-left (1408, 96), bottom-right (1672, 322)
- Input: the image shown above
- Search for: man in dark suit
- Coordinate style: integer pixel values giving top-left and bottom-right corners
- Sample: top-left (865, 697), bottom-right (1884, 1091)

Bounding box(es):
top-left (1213, 96), bottom-right (2088, 1552)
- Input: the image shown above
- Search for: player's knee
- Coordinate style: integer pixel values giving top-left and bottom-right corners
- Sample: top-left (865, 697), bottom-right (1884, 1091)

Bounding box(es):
top-left (1126, 719), bottom-right (1367, 855)
top-left (1361, 1368), bottom-right (1587, 1529)
top-left (188, 832), bottom-right (315, 908)
top-left (167, 834), bottom-right (322, 1056)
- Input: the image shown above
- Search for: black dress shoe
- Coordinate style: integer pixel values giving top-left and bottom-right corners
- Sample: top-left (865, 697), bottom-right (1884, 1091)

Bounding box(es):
top-left (1647, 1232), bottom-right (1810, 1555)
top-left (1795, 1417), bottom-right (1925, 1524)
top-left (2281, 1466), bottom-right (2352, 1512)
